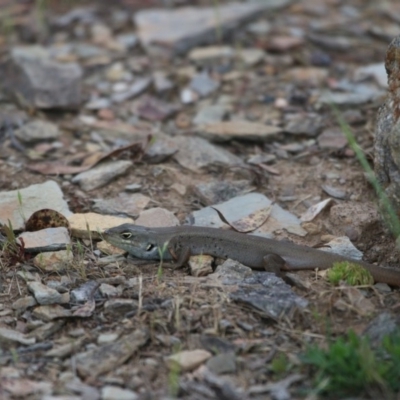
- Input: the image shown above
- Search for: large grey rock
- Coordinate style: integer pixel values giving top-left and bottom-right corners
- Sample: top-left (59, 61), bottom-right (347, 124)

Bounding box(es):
top-left (172, 136), bottom-right (242, 172)
top-left (17, 227), bottom-right (71, 253)
top-left (374, 36), bottom-right (400, 226)
top-left (28, 281), bottom-right (63, 305)
top-left (134, 0), bottom-right (292, 55)
top-left (72, 161), bottom-right (133, 191)
top-left (1, 46), bottom-right (82, 109)
top-left (0, 180), bottom-right (72, 230)
top-left (188, 192), bottom-right (306, 236)
top-left (14, 120), bottom-right (60, 143)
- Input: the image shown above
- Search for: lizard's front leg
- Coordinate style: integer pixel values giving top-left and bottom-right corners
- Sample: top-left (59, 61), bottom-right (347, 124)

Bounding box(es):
top-left (168, 244), bottom-right (191, 269)
top-left (263, 254), bottom-right (287, 278)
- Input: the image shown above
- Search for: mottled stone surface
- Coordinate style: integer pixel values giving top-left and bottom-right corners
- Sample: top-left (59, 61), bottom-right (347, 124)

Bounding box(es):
top-left (1, 46), bottom-right (82, 109)
top-left (374, 35), bottom-right (400, 222)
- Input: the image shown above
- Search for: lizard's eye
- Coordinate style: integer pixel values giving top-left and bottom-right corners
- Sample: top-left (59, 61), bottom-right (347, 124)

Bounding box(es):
top-left (121, 232), bottom-right (132, 239)
top-left (146, 243), bottom-right (155, 252)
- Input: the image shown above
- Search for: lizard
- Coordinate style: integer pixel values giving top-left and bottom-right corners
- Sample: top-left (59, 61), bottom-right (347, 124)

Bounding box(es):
top-left (103, 223), bottom-right (400, 287)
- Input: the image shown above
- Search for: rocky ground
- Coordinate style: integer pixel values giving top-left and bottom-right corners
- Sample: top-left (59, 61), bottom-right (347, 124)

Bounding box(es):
top-left (1, 0), bottom-right (400, 399)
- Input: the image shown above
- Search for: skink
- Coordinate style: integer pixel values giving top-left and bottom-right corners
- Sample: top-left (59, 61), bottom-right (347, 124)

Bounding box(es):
top-left (103, 224), bottom-right (400, 287)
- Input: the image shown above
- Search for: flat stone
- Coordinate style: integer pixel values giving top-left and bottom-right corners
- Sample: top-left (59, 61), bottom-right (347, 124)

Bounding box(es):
top-left (98, 333), bottom-right (119, 344)
top-left (32, 304), bottom-right (72, 321)
top-left (75, 329), bottom-right (149, 378)
top-left (111, 77), bottom-right (151, 103)
top-left (180, 87), bottom-right (199, 104)
top-left (103, 298), bottom-right (138, 315)
top-left (209, 192), bottom-right (272, 232)
top-left (105, 62), bottom-right (126, 81)
top-left (18, 227), bottom-right (71, 253)
top-left (72, 160), bottom-right (133, 191)
top-left (237, 48), bottom-right (265, 66)
top-left (247, 154), bottom-right (276, 165)
top-left (337, 286), bottom-right (375, 316)
top-left (28, 320), bottom-right (65, 341)
top-left (2, 45), bottom-right (82, 109)
top-left (189, 193), bottom-right (306, 236)
top-left (173, 136), bottom-right (242, 172)
top-left (187, 72), bottom-right (219, 98)
top-left (135, 208), bottom-right (179, 227)
top-left (134, 1), bottom-right (290, 55)
top-left (263, 34), bottom-right (304, 52)
top-left (45, 337), bottom-right (85, 358)
top-left (285, 67), bottom-right (328, 85)
top-left (14, 120), bottom-right (60, 143)
top-left (33, 250), bottom-right (73, 272)
top-left (143, 135), bottom-right (179, 164)
top-left (116, 33), bottom-right (138, 50)
top-left (200, 335), bottom-right (235, 354)
top-left (321, 236), bottom-right (364, 260)
top-left (135, 96), bottom-right (180, 121)
top-left (189, 254), bottom-right (214, 277)
top-left (2, 379), bottom-right (52, 397)
top-left (254, 202), bottom-right (307, 237)
top-left (152, 70), bottom-right (174, 92)
top-left (171, 183), bottom-right (186, 196)
top-left (354, 62), bottom-right (387, 88)
top-left (113, 82), bottom-right (129, 92)
top-left (47, 280), bottom-right (70, 295)
top-left (308, 33), bottom-right (355, 51)
top-left (28, 281), bottom-right (63, 305)
top-left (284, 113), bottom-right (323, 137)
top-left (125, 183), bottom-right (142, 193)
top-left (53, 6), bottom-right (96, 27)
top-left (198, 121), bottom-right (282, 142)
top-left (280, 142), bottom-right (305, 154)
top-left (186, 206), bottom-right (229, 229)
top-left (230, 272), bottom-right (308, 320)
top-left (247, 20), bottom-right (271, 35)
top-left (85, 97), bottom-right (111, 110)
top-left (321, 185), bottom-right (346, 199)
top-left (373, 283), bottom-right (391, 293)
top-left (102, 386), bottom-right (138, 400)
top-left (96, 107), bottom-right (116, 121)
top-left (212, 259), bottom-right (253, 283)
top-left (99, 283), bottom-right (121, 298)
top-left (193, 104), bottom-right (228, 126)
top-left (74, 43), bottom-right (109, 60)
top-left (189, 46), bottom-right (234, 63)
top-left (92, 193), bottom-right (151, 218)
top-left (318, 88), bottom-right (384, 106)
top-left (0, 327), bottom-right (36, 345)
top-left (193, 180), bottom-right (253, 205)
top-left (318, 127), bottom-right (348, 150)
top-left (97, 240), bottom-right (127, 256)
top-left (68, 212), bottom-right (134, 240)
top-left (0, 367), bottom-right (21, 378)
top-left (16, 270), bottom-right (37, 282)
top-left (206, 352), bottom-right (236, 374)
top-left (70, 281), bottom-right (100, 304)
top-left (12, 296), bottom-right (37, 311)
top-left (363, 312), bottom-right (398, 344)
top-left (165, 349), bottom-right (212, 372)
top-left (0, 180), bottom-right (71, 230)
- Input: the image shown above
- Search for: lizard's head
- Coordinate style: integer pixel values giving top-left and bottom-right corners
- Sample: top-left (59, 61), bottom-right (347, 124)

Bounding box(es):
top-left (103, 224), bottom-right (161, 259)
